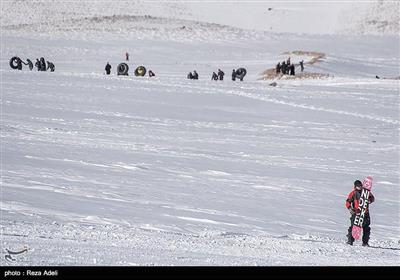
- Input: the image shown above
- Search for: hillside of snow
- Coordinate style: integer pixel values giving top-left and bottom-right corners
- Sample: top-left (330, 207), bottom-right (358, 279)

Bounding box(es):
top-left (1, 1), bottom-right (399, 266)
top-left (2, 0), bottom-right (399, 35)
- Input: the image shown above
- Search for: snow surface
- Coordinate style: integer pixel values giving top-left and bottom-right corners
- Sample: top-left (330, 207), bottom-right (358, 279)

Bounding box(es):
top-left (1, 0), bottom-right (400, 266)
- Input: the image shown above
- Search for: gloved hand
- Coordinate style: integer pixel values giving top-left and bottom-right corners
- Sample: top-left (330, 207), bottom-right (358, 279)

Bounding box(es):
top-left (348, 207), bottom-right (355, 215)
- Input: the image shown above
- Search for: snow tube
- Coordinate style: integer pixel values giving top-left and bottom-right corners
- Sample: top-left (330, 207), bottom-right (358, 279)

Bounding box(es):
top-left (235, 68), bottom-right (247, 80)
top-left (134, 66), bottom-right (146, 77)
top-left (9, 56), bottom-right (22, 70)
top-left (117, 63), bottom-right (129, 75)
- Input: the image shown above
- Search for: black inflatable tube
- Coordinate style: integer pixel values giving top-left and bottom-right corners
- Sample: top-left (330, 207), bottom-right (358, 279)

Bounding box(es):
top-left (235, 68), bottom-right (247, 79)
top-left (9, 56), bottom-right (21, 69)
top-left (117, 63), bottom-right (129, 75)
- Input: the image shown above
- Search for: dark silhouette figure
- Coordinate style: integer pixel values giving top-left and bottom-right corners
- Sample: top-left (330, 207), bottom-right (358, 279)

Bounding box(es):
top-left (211, 72), bottom-right (218, 81)
top-left (126, 52), bottom-right (129, 61)
top-left (192, 70), bottom-right (198, 80)
top-left (231, 69), bottom-right (236, 81)
top-left (276, 62), bottom-right (281, 74)
top-left (281, 61), bottom-right (287, 74)
top-left (299, 60), bottom-right (304, 72)
top-left (105, 62), bottom-right (112, 75)
top-left (27, 59), bottom-right (33, 70)
top-left (40, 57), bottom-right (46, 71)
top-left (47, 61), bottom-right (55, 72)
top-left (149, 70), bottom-right (155, 77)
top-left (290, 64), bottom-right (295, 76)
top-left (217, 69), bottom-right (225, 80)
top-left (187, 72), bottom-right (193, 79)
top-left (35, 59), bottom-right (41, 71)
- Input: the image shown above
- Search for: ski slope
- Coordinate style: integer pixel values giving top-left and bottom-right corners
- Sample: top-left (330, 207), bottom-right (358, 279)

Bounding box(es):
top-left (1, 1), bottom-right (400, 266)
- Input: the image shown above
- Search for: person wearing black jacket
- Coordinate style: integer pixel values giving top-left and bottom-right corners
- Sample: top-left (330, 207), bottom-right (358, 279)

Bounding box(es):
top-left (217, 69), bottom-right (225, 80)
top-left (105, 62), bottom-right (112, 75)
top-left (40, 57), bottom-right (46, 71)
top-left (290, 64), bottom-right (295, 76)
top-left (231, 69), bottom-right (236, 81)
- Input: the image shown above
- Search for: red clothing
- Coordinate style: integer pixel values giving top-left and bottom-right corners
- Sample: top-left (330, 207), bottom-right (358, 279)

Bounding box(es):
top-left (345, 188), bottom-right (374, 213)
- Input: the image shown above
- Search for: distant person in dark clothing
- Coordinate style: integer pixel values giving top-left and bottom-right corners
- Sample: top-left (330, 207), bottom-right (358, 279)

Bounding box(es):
top-left (192, 70), bottom-right (198, 80)
top-left (232, 69), bottom-right (236, 81)
top-left (105, 62), bottom-right (112, 75)
top-left (47, 61), bottom-right (55, 72)
top-left (187, 72), bottom-right (193, 79)
top-left (276, 62), bottom-right (281, 74)
top-left (126, 52), bottom-right (129, 61)
top-left (290, 64), bottom-right (295, 76)
top-left (217, 69), bottom-right (225, 80)
top-left (211, 72), bottom-right (218, 81)
top-left (35, 58), bottom-right (41, 71)
top-left (40, 57), bottom-right (46, 71)
top-left (299, 60), bottom-right (304, 72)
top-left (149, 70), bottom-right (155, 77)
top-left (281, 61), bottom-right (287, 74)
top-left (26, 59), bottom-right (33, 70)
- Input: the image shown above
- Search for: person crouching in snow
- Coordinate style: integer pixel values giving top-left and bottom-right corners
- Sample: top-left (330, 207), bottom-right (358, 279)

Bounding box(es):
top-left (345, 180), bottom-right (375, 246)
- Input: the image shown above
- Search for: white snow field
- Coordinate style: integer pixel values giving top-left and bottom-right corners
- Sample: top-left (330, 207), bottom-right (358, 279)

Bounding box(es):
top-left (1, 1), bottom-right (399, 266)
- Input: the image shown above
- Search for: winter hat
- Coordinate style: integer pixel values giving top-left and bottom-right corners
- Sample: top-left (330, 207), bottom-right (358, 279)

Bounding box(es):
top-left (354, 180), bottom-right (362, 188)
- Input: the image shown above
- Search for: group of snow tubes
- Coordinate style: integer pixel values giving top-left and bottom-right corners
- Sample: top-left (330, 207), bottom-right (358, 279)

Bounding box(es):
top-left (117, 63), bottom-right (147, 77)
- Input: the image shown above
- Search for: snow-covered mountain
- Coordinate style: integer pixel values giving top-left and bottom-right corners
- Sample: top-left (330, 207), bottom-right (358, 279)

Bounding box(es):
top-left (2, 0), bottom-right (399, 35)
top-left (1, 0), bottom-right (399, 266)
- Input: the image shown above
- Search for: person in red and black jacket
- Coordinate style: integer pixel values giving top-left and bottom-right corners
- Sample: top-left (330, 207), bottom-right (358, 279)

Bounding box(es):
top-left (345, 180), bottom-right (375, 246)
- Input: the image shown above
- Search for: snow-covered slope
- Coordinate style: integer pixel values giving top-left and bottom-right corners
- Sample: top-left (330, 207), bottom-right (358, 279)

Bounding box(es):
top-left (2, 0), bottom-right (399, 35)
top-left (1, 1), bottom-right (399, 266)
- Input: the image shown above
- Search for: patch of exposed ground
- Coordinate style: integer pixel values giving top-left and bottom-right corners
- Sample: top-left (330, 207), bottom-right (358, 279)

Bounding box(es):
top-left (259, 51), bottom-right (330, 80)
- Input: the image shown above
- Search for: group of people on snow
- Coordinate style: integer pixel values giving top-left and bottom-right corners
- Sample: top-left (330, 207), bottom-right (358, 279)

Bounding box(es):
top-left (275, 57), bottom-right (304, 76)
top-left (211, 69), bottom-right (225, 81)
top-left (35, 57), bottom-right (55, 72)
top-left (9, 56), bottom-right (55, 72)
top-left (187, 70), bottom-right (199, 80)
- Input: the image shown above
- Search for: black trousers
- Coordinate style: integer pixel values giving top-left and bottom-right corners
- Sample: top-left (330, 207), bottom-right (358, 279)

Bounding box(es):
top-left (347, 213), bottom-right (371, 243)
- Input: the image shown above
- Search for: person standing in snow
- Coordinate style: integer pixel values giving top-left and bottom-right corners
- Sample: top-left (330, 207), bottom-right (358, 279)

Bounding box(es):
top-left (217, 69), bottom-right (225, 81)
top-left (35, 59), bottom-right (41, 71)
top-left (281, 61), bottom-right (287, 75)
top-left (289, 64), bottom-right (295, 76)
top-left (105, 62), bottom-right (112, 75)
top-left (40, 57), bottom-right (46, 71)
top-left (211, 72), bottom-right (218, 81)
top-left (345, 180), bottom-right (375, 246)
top-left (299, 60), bottom-right (304, 72)
top-left (126, 52), bottom-right (129, 61)
top-left (276, 62), bottom-right (281, 74)
top-left (231, 69), bottom-right (236, 81)
top-left (192, 70), bottom-right (199, 80)
top-left (47, 61), bottom-right (55, 72)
